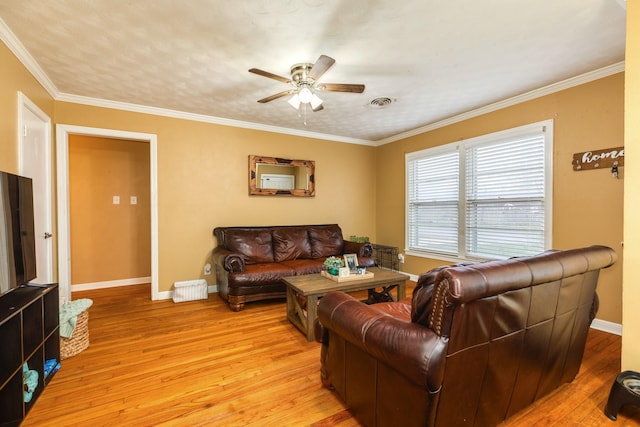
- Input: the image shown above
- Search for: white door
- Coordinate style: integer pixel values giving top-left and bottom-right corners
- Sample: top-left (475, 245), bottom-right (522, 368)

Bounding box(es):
top-left (18, 93), bottom-right (54, 286)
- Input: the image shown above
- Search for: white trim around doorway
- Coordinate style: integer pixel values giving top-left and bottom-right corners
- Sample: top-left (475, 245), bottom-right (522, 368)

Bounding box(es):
top-left (55, 124), bottom-right (159, 302)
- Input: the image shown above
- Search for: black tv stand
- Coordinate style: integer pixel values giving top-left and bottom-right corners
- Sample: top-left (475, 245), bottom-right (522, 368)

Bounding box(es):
top-left (0, 283), bottom-right (60, 426)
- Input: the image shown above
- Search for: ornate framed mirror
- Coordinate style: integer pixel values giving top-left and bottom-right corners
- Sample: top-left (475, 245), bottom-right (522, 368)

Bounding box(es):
top-left (249, 155), bottom-right (315, 197)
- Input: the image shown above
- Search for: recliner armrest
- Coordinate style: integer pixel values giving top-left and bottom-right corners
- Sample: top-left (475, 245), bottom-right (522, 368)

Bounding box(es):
top-left (317, 291), bottom-right (447, 391)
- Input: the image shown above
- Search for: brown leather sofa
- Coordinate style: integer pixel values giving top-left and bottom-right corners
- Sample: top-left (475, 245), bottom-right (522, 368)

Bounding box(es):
top-left (315, 245), bottom-right (617, 427)
top-left (211, 224), bottom-right (374, 311)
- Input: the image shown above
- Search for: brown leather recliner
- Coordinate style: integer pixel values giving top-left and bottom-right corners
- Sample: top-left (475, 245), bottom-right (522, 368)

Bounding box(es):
top-left (315, 245), bottom-right (617, 427)
top-left (211, 224), bottom-right (374, 311)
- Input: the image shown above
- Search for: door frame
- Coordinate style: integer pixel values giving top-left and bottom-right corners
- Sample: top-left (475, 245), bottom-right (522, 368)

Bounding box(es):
top-left (55, 124), bottom-right (159, 303)
top-left (17, 92), bottom-right (54, 285)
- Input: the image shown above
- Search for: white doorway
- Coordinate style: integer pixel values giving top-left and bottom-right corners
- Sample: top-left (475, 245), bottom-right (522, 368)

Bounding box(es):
top-left (18, 92), bottom-right (54, 286)
top-left (55, 124), bottom-right (159, 304)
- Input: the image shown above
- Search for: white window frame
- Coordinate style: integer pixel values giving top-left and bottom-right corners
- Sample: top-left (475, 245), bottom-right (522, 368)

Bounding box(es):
top-left (405, 120), bottom-right (553, 262)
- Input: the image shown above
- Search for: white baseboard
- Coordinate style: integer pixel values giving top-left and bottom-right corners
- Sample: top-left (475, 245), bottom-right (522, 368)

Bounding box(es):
top-left (591, 318), bottom-right (622, 335)
top-left (377, 267), bottom-right (418, 282)
top-left (72, 276), bottom-right (152, 292)
top-left (405, 272), bottom-right (419, 282)
top-left (156, 290), bottom-right (172, 300)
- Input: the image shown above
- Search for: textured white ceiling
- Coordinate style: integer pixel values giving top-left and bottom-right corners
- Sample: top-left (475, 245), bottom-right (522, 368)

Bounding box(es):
top-left (0, 0), bottom-right (627, 143)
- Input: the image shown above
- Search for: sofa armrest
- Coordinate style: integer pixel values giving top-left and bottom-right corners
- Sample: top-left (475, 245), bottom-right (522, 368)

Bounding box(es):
top-left (211, 247), bottom-right (245, 273)
top-left (317, 291), bottom-right (446, 391)
top-left (343, 240), bottom-right (373, 258)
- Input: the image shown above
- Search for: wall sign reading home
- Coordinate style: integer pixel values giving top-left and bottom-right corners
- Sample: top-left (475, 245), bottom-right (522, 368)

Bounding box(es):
top-left (572, 146), bottom-right (624, 171)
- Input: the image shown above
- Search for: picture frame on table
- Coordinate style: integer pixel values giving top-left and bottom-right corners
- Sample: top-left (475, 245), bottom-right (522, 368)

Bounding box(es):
top-left (344, 253), bottom-right (359, 273)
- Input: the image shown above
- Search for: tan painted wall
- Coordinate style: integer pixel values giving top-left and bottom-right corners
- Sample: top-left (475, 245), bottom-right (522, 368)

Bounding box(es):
top-left (0, 42), bottom-right (54, 173)
top-left (54, 102), bottom-right (377, 292)
top-left (623, 3), bottom-right (639, 371)
top-left (68, 135), bottom-right (151, 285)
top-left (376, 73), bottom-right (624, 324)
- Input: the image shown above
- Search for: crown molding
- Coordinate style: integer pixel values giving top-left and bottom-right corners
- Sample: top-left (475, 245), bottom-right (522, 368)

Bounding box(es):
top-left (0, 17), bottom-right (59, 98)
top-left (375, 61), bottom-right (625, 146)
top-left (55, 92), bottom-right (375, 146)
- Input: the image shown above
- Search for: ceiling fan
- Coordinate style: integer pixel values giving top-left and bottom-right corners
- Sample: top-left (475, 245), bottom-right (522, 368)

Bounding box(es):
top-left (249, 55), bottom-right (365, 112)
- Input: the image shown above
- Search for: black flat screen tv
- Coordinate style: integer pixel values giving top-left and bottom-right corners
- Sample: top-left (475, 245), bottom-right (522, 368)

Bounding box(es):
top-left (0, 170), bottom-right (36, 295)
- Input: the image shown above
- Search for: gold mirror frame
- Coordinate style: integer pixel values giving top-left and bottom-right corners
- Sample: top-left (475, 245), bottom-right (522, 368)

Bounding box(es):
top-left (249, 155), bottom-right (315, 197)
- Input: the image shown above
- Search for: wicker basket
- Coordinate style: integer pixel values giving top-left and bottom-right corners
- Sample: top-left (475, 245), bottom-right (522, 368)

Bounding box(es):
top-left (60, 310), bottom-right (90, 360)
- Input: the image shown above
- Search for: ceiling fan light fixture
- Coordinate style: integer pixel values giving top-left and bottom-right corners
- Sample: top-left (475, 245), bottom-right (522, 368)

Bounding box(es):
top-left (298, 86), bottom-right (313, 104)
top-left (288, 86), bottom-right (322, 110)
top-left (310, 93), bottom-right (323, 109)
top-left (288, 94), bottom-right (301, 109)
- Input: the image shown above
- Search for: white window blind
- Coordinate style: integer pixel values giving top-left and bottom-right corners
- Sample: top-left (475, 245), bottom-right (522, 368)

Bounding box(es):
top-left (407, 151), bottom-right (459, 256)
top-left (406, 120), bottom-right (552, 261)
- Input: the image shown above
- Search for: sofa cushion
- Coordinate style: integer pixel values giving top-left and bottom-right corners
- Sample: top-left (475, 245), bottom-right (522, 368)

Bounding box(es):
top-left (280, 259), bottom-right (324, 275)
top-left (225, 229), bottom-right (274, 264)
top-left (227, 262), bottom-right (295, 290)
top-left (309, 225), bottom-right (344, 258)
top-left (272, 227), bottom-right (312, 262)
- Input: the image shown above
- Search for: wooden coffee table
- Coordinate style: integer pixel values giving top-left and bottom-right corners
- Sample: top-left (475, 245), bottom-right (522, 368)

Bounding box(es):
top-left (282, 267), bottom-right (409, 341)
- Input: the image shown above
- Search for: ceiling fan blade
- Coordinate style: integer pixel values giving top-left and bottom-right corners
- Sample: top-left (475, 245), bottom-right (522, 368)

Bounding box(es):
top-left (307, 55), bottom-right (336, 81)
top-left (312, 104), bottom-right (324, 112)
top-left (317, 83), bottom-right (365, 93)
top-left (249, 68), bottom-right (291, 84)
top-left (257, 90), bottom-right (294, 103)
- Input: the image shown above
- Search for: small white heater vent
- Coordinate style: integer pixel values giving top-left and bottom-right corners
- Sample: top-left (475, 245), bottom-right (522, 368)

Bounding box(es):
top-left (172, 279), bottom-right (208, 303)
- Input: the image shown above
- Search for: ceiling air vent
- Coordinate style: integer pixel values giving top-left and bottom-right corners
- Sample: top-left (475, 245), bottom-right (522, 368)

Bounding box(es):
top-left (368, 97), bottom-right (395, 108)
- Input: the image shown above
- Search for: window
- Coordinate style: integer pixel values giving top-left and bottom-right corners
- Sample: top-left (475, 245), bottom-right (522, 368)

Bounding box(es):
top-left (406, 120), bottom-right (553, 261)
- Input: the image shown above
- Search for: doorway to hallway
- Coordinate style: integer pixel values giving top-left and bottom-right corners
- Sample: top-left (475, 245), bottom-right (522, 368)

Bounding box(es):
top-left (55, 124), bottom-right (159, 303)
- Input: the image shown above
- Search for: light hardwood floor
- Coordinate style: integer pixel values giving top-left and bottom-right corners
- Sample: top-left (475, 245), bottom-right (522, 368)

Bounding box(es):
top-left (23, 283), bottom-right (640, 426)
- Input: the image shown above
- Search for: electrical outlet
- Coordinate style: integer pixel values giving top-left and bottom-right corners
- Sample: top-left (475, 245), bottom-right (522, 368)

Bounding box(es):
top-left (204, 263), bottom-right (212, 275)
top-left (398, 253), bottom-right (405, 263)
